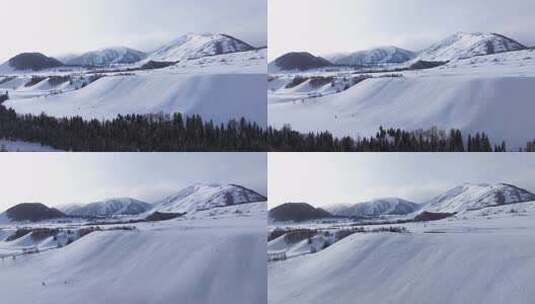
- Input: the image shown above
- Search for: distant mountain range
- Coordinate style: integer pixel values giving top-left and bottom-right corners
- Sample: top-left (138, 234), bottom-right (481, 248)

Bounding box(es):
top-left (269, 183), bottom-right (535, 222)
top-left (65, 47), bottom-right (147, 67)
top-left (63, 198), bottom-right (152, 217)
top-left (0, 33), bottom-right (258, 72)
top-left (270, 32), bottom-right (527, 72)
top-left (326, 46), bottom-right (416, 66)
top-left (0, 183), bottom-right (266, 223)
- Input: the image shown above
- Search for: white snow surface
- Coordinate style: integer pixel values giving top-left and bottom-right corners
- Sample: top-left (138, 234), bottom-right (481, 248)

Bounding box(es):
top-left (5, 71), bottom-right (267, 126)
top-left (423, 183), bottom-right (535, 214)
top-left (269, 200), bottom-right (535, 304)
top-left (154, 183), bottom-right (267, 214)
top-left (0, 139), bottom-right (61, 152)
top-left (0, 203), bottom-right (267, 304)
top-left (416, 32), bottom-right (526, 62)
top-left (146, 33), bottom-right (254, 63)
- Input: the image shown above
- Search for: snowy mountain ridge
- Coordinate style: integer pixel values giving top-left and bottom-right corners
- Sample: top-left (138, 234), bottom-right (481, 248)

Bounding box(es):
top-left (154, 183), bottom-right (267, 214)
top-left (146, 33), bottom-right (255, 63)
top-left (423, 183), bottom-right (535, 213)
top-left (65, 198), bottom-right (152, 217)
top-left (416, 32), bottom-right (526, 62)
top-left (329, 198), bottom-right (421, 218)
top-left (66, 47), bottom-right (146, 66)
top-left (329, 46), bottom-right (416, 66)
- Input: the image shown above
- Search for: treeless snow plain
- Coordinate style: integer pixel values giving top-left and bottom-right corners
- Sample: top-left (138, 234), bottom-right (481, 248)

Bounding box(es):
top-left (0, 202), bottom-right (267, 304)
top-left (268, 201), bottom-right (535, 304)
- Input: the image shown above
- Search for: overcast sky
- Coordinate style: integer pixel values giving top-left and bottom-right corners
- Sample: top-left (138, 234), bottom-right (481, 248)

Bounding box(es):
top-left (0, 153), bottom-right (266, 212)
top-left (268, 153), bottom-right (535, 208)
top-left (269, 0), bottom-right (535, 60)
top-left (0, 0), bottom-right (266, 62)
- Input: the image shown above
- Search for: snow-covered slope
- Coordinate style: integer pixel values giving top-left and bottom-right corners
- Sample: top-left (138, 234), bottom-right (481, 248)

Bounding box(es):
top-left (66, 198), bottom-right (152, 217)
top-left (66, 47), bottom-right (146, 66)
top-left (330, 46), bottom-right (415, 66)
top-left (154, 183), bottom-right (267, 214)
top-left (147, 33), bottom-right (254, 62)
top-left (423, 183), bottom-right (535, 213)
top-left (5, 72), bottom-right (267, 126)
top-left (416, 32), bottom-right (526, 62)
top-left (269, 223), bottom-right (535, 304)
top-left (0, 212), bottom-right (266, 304)
top-left (330, 198), bottom-right (421, 217)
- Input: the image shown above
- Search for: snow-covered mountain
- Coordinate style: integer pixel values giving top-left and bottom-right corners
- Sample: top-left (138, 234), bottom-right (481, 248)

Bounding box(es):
top-left (269, 52), bottom-right (332, 73)
top-left (423, 183), bottom-right (535, 213)
top-left (416, 32), bottom-right (526, 62)
top-left (329, 46), bottom-right (416, 66)
top-left (66, 47), bottom-right (146, 66)
top-left (66, 198), bottom-right (152, 217)
top-left (329, 198), bottom-right (421, 218)
top-left (154, 183), bottom-right (267, 214)
top-left (0, 52), bottom-right (63, 73)
top-left (146, 33), bottom-right (255, 62)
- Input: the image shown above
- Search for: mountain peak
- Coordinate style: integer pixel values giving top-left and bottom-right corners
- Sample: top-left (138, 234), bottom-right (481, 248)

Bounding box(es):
top-left (65, 47), bottom-right (146, 66)
top-left (65, 197), bottom-right (151, 217)
top-left (417, 32), bottom-right (526, 62)
top-left (269, 202), bottom-right (332, 222)
top-left (423, 183), bottom-right (535, 213)
top-left (1, 52), bottom-right (63, 72)
top-left (269, 52), bottom-right (332, 73)
top-left (329, 197), bottom-right (420, 218)
top-left (329, 46), bottom-right (415, 66)
top-left (154, 183), bottom-right (266, 214)
top-left (2, 202), bottom-right (65, 222)
top-left (147, 33), bottom-right (254, 63)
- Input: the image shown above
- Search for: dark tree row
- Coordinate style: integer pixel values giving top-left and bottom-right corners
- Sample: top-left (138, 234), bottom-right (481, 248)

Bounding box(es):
top-left (266, 125), bottom-right (510, 152)
top-left (0, 97), bottom-right (532, 152)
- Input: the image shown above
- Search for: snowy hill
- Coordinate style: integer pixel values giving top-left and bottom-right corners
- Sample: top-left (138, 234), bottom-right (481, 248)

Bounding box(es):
top-left (0, 209), bottom-right (267, 304)
top-left (0, 203), bottom-right (65, 223)
top-left (0, 52), bottom-right (63, 73)
top-left (66, 47), bottom-right (146, 66)
top-left (154, 183), bottom-right (266, 214)
top-left (268, 52), bottom-right (332, 73)
top-left (423, 183), bottom-right (535, 213)
top-left (66, 198), bottom-right (152, 217)
top-left (330, 198), bottom-right (421, 218)
top-left (416, 32), bottom-right (526, 62)
top-left (146, 33), bottom-right (255, 62)
top-left (330, 46), bottom-right (415, 66)
top-left (5, 72), bottom-right (267, 126)
top-left (269, 203), bottom-right (332, 222)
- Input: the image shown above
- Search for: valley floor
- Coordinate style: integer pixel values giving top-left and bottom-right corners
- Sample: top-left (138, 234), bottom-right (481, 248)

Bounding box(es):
top-left (268, 201), bottom-right (535, 304)
top-left (0, 205), bottom-right (267, 304)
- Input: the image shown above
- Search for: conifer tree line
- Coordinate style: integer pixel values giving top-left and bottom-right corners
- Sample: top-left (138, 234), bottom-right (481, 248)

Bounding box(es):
top-left (0, 93), bottom-right (533, 152)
